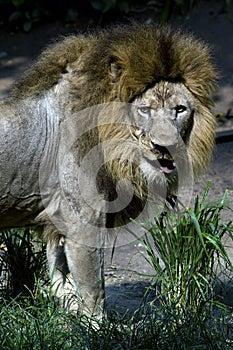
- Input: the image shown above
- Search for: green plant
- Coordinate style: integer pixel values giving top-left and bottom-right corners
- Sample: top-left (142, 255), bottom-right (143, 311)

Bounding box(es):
top-left (138, 181), bottom-right (233, 313)
top-left (225, 0), bottom-right (233, 21)
top-left (7, 0), bottom-right (46, 31)
top-left (0, 292), bottom-right (232, 349)
top-left (0, 228), bottom-right (47, 300)
top-left (89, 0), bottom-right (131, 14)
top-left (159, 0), bottom-right (196, 23)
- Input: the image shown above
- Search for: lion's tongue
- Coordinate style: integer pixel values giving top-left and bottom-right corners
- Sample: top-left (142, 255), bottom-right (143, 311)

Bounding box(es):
top-left (158, 159), bottom-right (176, 174)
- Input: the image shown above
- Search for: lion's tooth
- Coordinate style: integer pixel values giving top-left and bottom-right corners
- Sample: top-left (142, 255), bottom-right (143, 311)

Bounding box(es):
top-left (134, 129), bottom-right (143, 137)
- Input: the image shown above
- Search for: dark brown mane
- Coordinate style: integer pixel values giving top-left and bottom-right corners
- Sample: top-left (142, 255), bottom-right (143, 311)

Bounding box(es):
top-left (11, 22), bottom-right (217, 110)
top-left (79, 23), bottom-right (216, 107)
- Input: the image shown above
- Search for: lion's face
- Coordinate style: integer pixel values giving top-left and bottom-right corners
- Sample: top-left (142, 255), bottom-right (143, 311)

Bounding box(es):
top-left (129, 81), bottom-right (195, 177)
top-left (99, 80), bottom-right (196, 201)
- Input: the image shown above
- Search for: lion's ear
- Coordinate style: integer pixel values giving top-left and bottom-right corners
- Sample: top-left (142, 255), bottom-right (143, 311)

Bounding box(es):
top-left (109, 62), bottom-right (121, 83)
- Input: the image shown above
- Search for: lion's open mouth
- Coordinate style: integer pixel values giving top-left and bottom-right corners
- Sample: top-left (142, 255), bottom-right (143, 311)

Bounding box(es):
top-left (154, 144), bottom-right (176, 174)
top-left (157, 158), bottom-right (176, 174)
top-left (147, 144), bottom-right (177, 174)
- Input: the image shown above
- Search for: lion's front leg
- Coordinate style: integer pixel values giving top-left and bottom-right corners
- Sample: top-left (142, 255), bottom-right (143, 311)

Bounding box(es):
top-left (43, 146), bottom-right (107, 319)
top-left (64, 236), bottom-right (105, 320)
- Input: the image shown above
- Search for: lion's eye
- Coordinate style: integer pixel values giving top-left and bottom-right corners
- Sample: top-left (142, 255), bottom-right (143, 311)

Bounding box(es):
top-left (138, 106), bottom-right (151, 118)
top-left (175, 105), bottom-right (187, 116)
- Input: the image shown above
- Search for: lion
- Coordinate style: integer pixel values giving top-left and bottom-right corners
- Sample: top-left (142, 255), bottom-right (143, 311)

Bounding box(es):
top-left (0, 23), bottom-right (216, 319)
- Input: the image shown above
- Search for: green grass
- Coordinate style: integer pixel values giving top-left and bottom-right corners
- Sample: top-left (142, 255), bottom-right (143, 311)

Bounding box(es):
top-left (0, 228), bottom-right (47, 300)
top-left (138, 181), bottom-right (233, 313)
top-left (0, 182), bottom-right (233, 349)
top-left (0, 295), bottom-right (232, 349)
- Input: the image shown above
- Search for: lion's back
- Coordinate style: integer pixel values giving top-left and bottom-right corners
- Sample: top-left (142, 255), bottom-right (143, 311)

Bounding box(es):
top-left (11, 34), bottom-right (97, 99)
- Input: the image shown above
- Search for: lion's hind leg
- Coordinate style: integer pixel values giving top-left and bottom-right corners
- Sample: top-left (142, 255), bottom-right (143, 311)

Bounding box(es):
top-left (46, 235), bottom-right (79, 310)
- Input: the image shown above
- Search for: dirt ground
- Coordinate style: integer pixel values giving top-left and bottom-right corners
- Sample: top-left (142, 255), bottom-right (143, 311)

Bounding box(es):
top-left (0, 0), bottom-right (232, 313)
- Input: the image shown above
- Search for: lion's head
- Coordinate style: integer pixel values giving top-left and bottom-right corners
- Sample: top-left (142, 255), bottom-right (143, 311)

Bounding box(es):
top-left (75, 23), bottom-right (217, 203)
top-left (97, 80), bottom-right (215, 204)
